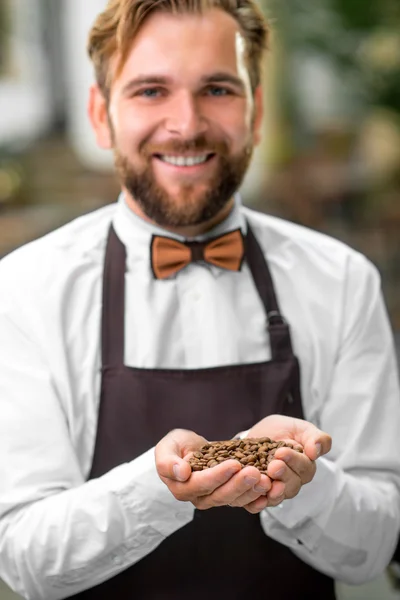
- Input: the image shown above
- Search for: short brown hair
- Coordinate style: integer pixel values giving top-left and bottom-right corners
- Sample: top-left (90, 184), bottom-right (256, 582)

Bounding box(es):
top-left (88, 0), bottom-right (269, 100)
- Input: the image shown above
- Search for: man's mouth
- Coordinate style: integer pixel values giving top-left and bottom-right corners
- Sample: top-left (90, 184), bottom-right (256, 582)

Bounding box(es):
top-left (154, 153), bottom-right (215, 167)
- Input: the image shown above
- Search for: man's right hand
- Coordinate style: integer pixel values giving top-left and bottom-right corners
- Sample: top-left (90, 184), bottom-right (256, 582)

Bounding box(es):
top-left (155, 429), bottom-right (272, 514)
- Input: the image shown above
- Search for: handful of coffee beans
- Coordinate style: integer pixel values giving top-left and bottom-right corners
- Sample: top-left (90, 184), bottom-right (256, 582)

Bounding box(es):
top-left (188, 437), bottom-right (303, 476)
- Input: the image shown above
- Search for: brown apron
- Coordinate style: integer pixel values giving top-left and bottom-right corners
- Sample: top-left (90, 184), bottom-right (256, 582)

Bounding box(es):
top-left (72, 223), bottom-right (335, 599)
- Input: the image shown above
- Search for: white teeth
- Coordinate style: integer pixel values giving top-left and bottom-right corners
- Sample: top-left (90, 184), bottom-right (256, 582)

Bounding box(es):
top-left (160, 155), bottom-right (209, 167)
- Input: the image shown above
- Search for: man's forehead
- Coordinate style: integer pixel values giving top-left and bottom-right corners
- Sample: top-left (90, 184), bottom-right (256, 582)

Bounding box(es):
top-left (131, 7), bottom-right (242, 43)
top-left (114, 10), bottom-right (250, 87)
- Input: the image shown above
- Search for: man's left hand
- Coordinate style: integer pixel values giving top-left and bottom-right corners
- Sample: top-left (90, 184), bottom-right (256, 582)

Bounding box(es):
top-left (244, 414), bottom-right (332, 511)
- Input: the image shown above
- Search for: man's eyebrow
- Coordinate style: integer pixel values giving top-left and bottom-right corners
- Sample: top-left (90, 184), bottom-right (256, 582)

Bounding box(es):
top-left (121, 73), bottom-right (246, 95)
top-left (121, 76), bottom-right (173, 95)
top-left (200, 73), bottom-right (246, 92)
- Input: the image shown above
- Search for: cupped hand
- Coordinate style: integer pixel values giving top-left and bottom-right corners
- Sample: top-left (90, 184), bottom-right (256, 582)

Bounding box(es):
top-left (246, 414), bottom-right (332, 507)
top-left (155, 429), bottom-right (272, 514)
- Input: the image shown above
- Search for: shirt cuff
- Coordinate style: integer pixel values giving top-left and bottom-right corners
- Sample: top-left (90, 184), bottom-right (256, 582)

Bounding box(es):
top-left (233, 429), bottom-right (250, 440)
top-left (102, 446), bottom-right (195, 539)
top-left (263, 457), bottom-right (335, 529)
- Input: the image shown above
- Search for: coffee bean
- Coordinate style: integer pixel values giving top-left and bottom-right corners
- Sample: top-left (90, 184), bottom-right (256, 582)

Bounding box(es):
top-left (188, 438), bottom-right (302, 474)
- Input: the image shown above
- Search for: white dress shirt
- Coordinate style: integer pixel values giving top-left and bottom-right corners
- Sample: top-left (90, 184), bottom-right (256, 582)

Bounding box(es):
top-left (0, 194), bottom-right (399, 600)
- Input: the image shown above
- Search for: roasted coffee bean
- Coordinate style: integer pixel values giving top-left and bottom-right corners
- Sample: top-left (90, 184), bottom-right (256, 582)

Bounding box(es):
top-left (188, 437), bottom-right (303, 474)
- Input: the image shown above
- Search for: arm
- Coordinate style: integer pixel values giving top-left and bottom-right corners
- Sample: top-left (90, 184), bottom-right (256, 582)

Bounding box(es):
top-left (0, 309), bottom-right (194, 600)
top-left (259, 254), bottom-right (400, 584)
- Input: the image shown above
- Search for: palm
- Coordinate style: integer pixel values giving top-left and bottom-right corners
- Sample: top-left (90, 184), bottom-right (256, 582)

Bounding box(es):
top-left (247, 414), bottom-right (320, 457)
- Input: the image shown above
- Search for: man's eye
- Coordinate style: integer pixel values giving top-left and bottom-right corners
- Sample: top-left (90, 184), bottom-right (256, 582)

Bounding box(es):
top-left (138, 88), bottom-right (161, 98)
top-left (206, 87), bottom-right (230, 97)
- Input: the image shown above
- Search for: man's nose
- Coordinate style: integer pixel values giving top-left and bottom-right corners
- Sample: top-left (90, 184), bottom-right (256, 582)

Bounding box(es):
top-left (165, 92), bottom-right (208, 138)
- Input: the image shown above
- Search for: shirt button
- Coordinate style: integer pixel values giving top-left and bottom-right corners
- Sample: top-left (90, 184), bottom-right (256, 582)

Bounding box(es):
top-left (112, 555), bottom-right (123, 566)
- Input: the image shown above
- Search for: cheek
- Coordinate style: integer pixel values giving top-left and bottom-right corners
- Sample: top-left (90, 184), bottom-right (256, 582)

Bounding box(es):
top-left (205, 100), bottom-right (252, 148)
top-left (110, 103), bottom-right (153, 152)
top-left (220, 116), bottom-right (252, 151)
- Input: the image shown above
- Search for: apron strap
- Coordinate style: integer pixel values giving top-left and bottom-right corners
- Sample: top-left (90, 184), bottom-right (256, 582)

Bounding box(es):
top-left (102, 226), bottom-right (125, 368)
top-left (245, 222), bottom-right (294, 361)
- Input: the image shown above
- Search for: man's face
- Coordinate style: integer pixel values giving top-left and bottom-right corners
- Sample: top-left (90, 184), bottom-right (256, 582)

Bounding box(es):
top-left (91, 8), bottom-right (263, 227)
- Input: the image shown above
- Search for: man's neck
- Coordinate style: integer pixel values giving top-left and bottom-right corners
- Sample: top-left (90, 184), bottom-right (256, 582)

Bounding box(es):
top-left (123, 190), bottom-right (235, 238)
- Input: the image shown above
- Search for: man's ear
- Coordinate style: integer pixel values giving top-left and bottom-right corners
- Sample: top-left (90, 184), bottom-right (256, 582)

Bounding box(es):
top-left (88, 84), bottom-right (113, 149)
top-left (252, 85), bottom-right (264, 146)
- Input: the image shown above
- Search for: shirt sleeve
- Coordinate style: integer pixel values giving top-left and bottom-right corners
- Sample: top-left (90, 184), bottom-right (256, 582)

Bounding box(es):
top-left (0, 307), bottom-right (194, 600)
top-left (260, 253), bottom-right (400, 584)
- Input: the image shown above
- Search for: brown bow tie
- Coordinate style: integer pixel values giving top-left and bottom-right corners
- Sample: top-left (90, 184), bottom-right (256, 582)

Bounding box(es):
top-left (151, 229), bottom-right (245, 280)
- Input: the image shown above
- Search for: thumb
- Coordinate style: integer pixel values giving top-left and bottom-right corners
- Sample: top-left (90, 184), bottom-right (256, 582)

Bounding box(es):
top-left (302, 426), bottom-right (332, 461)
top-left (155, 428), bottom-right (206, 482)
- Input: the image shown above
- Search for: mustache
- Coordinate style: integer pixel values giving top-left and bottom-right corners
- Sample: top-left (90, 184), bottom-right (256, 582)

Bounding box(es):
top-left (141, 136), bottom-right (229, 156)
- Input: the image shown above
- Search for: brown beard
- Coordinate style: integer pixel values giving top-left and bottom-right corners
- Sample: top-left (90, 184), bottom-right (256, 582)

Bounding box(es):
top-left (113, 135), bottom-right (253, 227)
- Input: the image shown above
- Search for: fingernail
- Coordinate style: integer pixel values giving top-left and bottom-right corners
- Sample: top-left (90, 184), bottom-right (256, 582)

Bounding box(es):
top-left (173, 464), bottom-right (185, 481)
top-left (274, 467), bottom-right (285, 478)
top-left (315, 443), bottom-right (322, 458)
top-left (244, 476), bottom-right (258, 486)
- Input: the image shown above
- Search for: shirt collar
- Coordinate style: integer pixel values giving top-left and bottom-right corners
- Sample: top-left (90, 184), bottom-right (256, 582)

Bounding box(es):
top-left (112, 192), bottom-right (247, 278)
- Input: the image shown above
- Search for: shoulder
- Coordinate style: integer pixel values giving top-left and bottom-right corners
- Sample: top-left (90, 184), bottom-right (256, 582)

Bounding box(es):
top-left (0, 203), bottom-right (117, 308)
top-left (242, 205), bottom-right (377, 284)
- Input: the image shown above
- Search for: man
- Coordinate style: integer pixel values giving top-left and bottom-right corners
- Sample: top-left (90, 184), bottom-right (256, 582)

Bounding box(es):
top-left (0, 1), bottom-right (399, 599)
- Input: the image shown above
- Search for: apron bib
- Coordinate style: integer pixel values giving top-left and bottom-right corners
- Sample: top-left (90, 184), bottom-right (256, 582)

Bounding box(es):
top-left (71, 224), bottom-right (335, 599)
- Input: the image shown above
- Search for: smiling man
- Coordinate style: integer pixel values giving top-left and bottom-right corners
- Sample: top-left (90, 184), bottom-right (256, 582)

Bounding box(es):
top-left (0, 1), bottom-right (400, 600)
top-left (90, 5), bottom-right (259, 232)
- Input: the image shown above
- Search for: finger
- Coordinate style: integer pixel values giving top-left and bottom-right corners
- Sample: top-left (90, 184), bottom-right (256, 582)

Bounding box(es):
top-left (170, 460), bottom-right (242, 502)
top-left (231, 474), bottom-right (272, 508)
top-left (293, 424), bottom-right (332, 461)
top-left (304, 431), bottom-right (332, 461)
top-left (266, 459), bottom-right (302, 499)
top-left (194, 467), bottom-right (267, 509)
top-left (192, 460), bottom-right (243, 496)
top-left (266, 479), bottom-right (286, 506)
top-left (243, 495), bottom-right (270, 514)
top-left (267, 492), bottom-right (285, 508)
top-left (273, 449), bottom-right (317, 484)
top-left (155, 428), bottom-right (206, 482)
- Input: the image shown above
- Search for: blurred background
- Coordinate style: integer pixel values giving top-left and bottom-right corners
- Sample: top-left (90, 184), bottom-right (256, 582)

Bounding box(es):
top-left (0, 0), bottom-right (399, 598)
